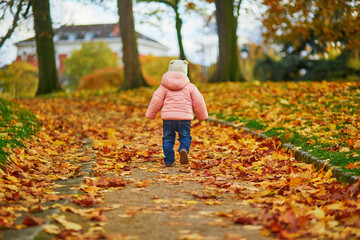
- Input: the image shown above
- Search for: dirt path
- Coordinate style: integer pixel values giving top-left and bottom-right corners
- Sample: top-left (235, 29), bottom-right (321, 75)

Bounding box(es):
top-left (1, 97), bottom-right (359, 240)
top-left (102, 163), bottom-right (267, 240)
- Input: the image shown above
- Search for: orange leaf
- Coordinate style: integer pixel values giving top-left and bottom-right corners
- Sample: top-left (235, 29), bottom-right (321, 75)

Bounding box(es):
top-left (345, 162), bottom-right (360, 169)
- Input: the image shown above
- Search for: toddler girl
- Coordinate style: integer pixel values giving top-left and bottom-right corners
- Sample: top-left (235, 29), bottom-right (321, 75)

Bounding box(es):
top-left (146, 60), bottom-right (208, 166)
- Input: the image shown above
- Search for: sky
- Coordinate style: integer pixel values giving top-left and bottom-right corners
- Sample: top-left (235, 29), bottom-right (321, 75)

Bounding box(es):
top-left (0, 0), bottom-right (264, 67)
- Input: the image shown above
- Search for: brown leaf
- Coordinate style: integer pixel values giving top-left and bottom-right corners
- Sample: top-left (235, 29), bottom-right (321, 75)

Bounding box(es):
top-left (73, 195), bottom-right (101, 207)
top-left (22, 215), bottom-right (44, 226)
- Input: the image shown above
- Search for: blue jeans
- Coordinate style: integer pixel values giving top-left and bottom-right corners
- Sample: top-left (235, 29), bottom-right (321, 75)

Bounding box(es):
top-left (162, 120), bottom-right (192, 164)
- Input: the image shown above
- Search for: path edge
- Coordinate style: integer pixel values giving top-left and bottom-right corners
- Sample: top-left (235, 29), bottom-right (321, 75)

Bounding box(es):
top-left (207, 117), bottom-right (359, 184)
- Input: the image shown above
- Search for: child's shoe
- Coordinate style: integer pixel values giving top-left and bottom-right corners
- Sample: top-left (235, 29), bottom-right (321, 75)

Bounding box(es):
top-left (165, 163), bottom-right (174, 167)
top-left (179, 149), bottom-right (189, 164)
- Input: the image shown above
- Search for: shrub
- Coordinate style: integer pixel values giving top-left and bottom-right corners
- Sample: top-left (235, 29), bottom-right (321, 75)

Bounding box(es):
top-left (140, 55), bottom-right (172, 86)
top-left (254, 52), bottom-right (359, 81)
top-left (0, 61), bottom-right (38, 98)
top-left (64, 42), bottom-right (119, 88)
top-left (78, 56), bottom-right (208, 90)
top-left (77, 67), bottom-right (123, 90)
top-left (140, 55), bottom-right (207, 86)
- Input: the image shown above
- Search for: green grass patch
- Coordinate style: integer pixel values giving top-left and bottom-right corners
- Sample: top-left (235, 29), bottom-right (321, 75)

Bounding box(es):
top-left (214, 111), bottom-right (360, 176)
top-left (246, 119), bottom-right (266, 131)
top-left (0, 98), bottom-right (39, 165)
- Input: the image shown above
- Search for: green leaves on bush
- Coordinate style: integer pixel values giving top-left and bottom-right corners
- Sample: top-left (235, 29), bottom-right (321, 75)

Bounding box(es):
top-left (64, 42), bottom-right (119, 88)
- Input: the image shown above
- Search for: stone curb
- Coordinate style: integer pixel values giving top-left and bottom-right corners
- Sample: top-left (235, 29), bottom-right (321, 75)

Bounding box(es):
top-left (207, 117), bottom-right (359, 184)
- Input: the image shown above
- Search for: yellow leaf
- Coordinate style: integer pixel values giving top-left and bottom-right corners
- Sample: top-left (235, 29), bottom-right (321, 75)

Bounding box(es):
top-left (308, 208), bottom-right (325, 219)
top-left (204, 200), bottom-right (223, 205)
top-left (42, 224), bottom-right (61, 234)
top-left (152, 199), bottom-right (170, 204)
top-left (179, 233), bottom-right (204, 240)
top-left (7, 174), bottom-right (19, 183)
top-left (339, 147), bottom-right (350, 152)
top-left (146, 168), bottom-right (159, 172)
top-left (182, 200), bottom-right (198, 205)
top-left (329, 124), bottom-right (337, 130)
top-left (107, 128), bottom-right (117, 139)
top-left (54, 140), bottom-right (66, 146)
top-left (52, 215), bottom-right (82, 231)
top-left (139, 150), bottom-right (149, 157)
top-left (115, 163), bottom-right (126, 172)
top-left (280, 99), bottom-right (289, 105)
top-left (261, 229), bottom-right (271, 236)
top-left (324, 168), bottom-right (333, 179)
top-left (243, 225), bottom-right (262, 230)
top-left (353, 140), bottom-right (360, 150)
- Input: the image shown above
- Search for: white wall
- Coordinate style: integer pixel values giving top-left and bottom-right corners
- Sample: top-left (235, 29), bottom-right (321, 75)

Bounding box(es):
top-left (16, 37), bottom-right (169, 68)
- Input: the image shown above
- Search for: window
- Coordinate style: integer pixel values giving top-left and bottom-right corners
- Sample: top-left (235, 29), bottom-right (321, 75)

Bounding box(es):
top-left (68, 33), bottom-right (77, 41)
top-left (60, 34), bottom-right (68, 40)
top-left (84, 32), bottom-right (95, 40)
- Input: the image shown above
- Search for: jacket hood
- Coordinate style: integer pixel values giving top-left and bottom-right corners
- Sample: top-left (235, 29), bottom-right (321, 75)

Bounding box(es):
top-left (161, 71), bottom-right (190, 90)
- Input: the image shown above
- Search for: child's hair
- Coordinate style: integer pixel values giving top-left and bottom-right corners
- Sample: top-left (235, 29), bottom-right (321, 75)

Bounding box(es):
top-left (168, 60), bottom-right (189, 75)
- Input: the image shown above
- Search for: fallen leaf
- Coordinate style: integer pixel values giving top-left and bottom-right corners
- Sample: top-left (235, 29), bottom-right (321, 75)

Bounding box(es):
top-left (22, 215), bottom-right (44, 226)
top-left (52, 215), bottom-right (82, 231)
top-left (178, 233), bottom-right (204, 240)
top-left (42, 224), bottom-right (61, 234)
top-left (353, 140), bottom-right (360, 150)
top-left (339, 147), bottom-right (350, 153)
top-left (345, 162), bottom-right (360, 169)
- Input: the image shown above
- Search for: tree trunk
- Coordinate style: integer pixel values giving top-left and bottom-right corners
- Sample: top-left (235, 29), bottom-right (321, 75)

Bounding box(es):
top-left (174, 9), bottom-right (187, 60)
top-left (118, 0), bottom-right (148, 90)
top-left (209, 0), bottom-right (244, 82)
top-left (31, 0), bottom-right (61, 95)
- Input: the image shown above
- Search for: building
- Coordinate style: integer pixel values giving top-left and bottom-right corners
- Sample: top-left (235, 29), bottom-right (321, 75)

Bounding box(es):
top-left (15, 23), bottom-right (169, 74)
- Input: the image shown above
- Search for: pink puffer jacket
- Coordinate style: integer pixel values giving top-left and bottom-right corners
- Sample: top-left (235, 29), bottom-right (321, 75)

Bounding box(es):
top-left (146, 71), bottom-right (208, 120)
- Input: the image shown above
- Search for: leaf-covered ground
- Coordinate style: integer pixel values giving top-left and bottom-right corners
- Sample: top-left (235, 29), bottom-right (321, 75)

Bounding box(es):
top-left (110, 81), bottom-right (360, 175)
top-left (0, 94), bottom-right (360, 240)
top-left (203, 81), bottom-right (360, 175)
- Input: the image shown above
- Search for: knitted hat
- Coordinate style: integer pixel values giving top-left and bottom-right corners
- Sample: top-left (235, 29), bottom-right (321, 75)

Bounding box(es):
top-left (168, 60), bottom-right (189, 75)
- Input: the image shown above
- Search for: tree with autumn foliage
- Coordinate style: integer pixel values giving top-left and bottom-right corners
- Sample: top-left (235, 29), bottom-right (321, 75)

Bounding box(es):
top-left (0, 61), bottom-right (38, 99)
top-left (255, 0), bottom-right (360, 81)
top-left (261, 0), bottom-right (360, 55)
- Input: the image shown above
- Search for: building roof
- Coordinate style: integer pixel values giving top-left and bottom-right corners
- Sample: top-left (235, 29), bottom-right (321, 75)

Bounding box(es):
top-left (16, 23), bottom-right (166, 48)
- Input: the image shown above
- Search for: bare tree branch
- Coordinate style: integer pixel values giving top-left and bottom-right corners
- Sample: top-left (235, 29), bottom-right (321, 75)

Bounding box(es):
top-left (23, 0), bottom-right (31, 17)
top-left (0, 0), bottom-right (25, 49)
